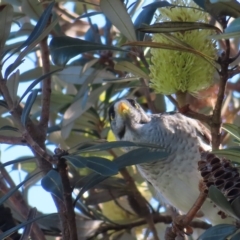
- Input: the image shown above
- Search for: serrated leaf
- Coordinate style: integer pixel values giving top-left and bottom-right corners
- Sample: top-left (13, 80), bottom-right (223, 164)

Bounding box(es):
top-left (208, 186), bottom-right (237, 218)
top-left (100, 0), bottom-right (136, 41)
top-left (115, 148), bottom-right (169, 169)
top-left (6, 69), bottom-right (19, 103)
top-left (199, 224), bottom-right (237, 240)
top-left (50, 36), bottom-right (125, 66)
top-left (0, 171), bottom-right (41, 205)
top-left (86, 157), bottom-right (118, 176)
top-left (63, 155), bottom-right (87, 168)
top-left (212, 147), bottom-right (240, 163)
top-left (0, 213), bottom-right (56, 240)
top-left (114, 61), bottom-right (150, 79)
top-left (78, 140), bottom-right (163, 153)
top-left (41, 170), bottom-right (63, 201)
top-left (0, 4), bottom-right (13, 52)
top-left (19, 67), bottom-right (63, 103)
top-left (21, 89), bottom-right (39, 126)
top-left (0, 125), bottom-right (19, 132)
top-left (223, 123), bottom-right (240, 141)
top-left (139, 22), bottom-right (221, 33)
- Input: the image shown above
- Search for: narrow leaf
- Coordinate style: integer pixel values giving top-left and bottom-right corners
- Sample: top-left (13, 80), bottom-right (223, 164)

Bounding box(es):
top-left (222, 123), bottom-right (240, 141)
top-left (208, 186), bottom-right (237, 219)
top-left (0, 157), bottom-right (34, 168)
top-left (19, 67), bottom-right (63, 103)
top-left (0, 100), bottom-right (8, 108)
top-left (212, 148), bottom-right (240, 163)
top-left (0, 213), bottom-right (56, 239)
top-left (115, 148), bottom-right (169, 169)
top-left (0, 126), bottom-right (19, 132)
top-left (0, 172), bottom-right (41, 205)
top-left (114, 61), bottom-right (150, 79)
top-left (199, 224), bottom-right (237, 240)
top-left (63, 155), bottom-right (87, 168)
top-left (21, 89), bottom-right (39, 126)
top-left (100, 0), bottom-right (136, 41)
top-left (86, 157), bottom-right (119, 176)
top-left (138, 22), bottom-right (221, 33)
top-left (6, 69), bottom-right (19, 103)
top-left (41, 170), bottom-right (63, 201)
top-left (50, 36), bottom-right (125, 66)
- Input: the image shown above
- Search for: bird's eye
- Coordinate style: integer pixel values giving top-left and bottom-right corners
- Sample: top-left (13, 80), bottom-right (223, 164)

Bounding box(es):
top-left (108, 105), bottom-right (115, 121)
top-left (126, 99), bottom-right (139, 109)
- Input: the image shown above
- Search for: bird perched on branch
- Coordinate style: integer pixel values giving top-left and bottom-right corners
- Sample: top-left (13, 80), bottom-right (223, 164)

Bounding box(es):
top-left (109, 98), bottom-right (233, 225)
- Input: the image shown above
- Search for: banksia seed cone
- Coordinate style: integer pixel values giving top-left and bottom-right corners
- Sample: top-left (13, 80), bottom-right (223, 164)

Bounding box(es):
top-left (149, 0), bottom-right (217, 96)
top-left (198, 152), bottom-right (240, 204)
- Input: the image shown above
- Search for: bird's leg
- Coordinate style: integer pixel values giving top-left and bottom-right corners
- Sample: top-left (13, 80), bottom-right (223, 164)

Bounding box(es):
top-left (165, 189), bottom-right (208, 239)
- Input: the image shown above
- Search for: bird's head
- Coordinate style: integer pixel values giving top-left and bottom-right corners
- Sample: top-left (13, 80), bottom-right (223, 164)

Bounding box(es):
top-left (108, 99), bottom-right (150, 140)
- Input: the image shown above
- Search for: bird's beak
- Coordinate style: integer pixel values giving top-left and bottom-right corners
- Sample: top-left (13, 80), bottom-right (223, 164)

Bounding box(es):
top-left (118, 102), bottom-right (130, 115)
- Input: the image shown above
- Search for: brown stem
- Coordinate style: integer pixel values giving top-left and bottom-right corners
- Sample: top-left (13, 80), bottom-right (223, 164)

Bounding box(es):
top-left (57, 156), bottom-right (78, 240)
top-left (211, 39), bottom-right (230, 149)
top-left (0, 135), bottom-right (26, 145)
top-left (39, 24), bottom-right (52, 132)
top-left (0, 173), bottom-right (46, 240)
top-left (93, 212), bottom-right (211, 237)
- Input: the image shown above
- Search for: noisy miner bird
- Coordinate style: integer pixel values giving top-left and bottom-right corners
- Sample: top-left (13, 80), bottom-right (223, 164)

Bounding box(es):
top-left (109, 98), bottom-right (233, 225)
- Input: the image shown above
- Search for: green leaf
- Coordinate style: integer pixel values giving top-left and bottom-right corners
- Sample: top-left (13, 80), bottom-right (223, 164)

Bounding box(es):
top-left (0, 4), bottom-right (13, 52)
top-left (0, 100), bottom-right (8, 108)
top-left (78, 140), bottom-right (163, 153)
top-left (63, 155), bottom-right (87, 168)
top-left (208, 186), bottom-right (237, 218)
top-left (21, 0), bottom-right (44, 21)
top-left (6, 69), bottom-right (19, 103)
top-left (0, 213), bottom-right (56, 239)
top-left (231, 231), bottom-right (240, 240)
top-left (139, 22), bottom-right (221, 33)
top-left (4, 15), bottom-right (58, 78)
top-left (199, 224), bottom-right (237, 240)
top-left (230, 196), bottom-right (240, 219)
top-left (86, 157), bottom-right (118, 176)
top-left (41, 169), bottom-right (63, 201)
top-left (0, 171), bottom-right (41, 205)
top-left (194, 0), bottom-right (240, 18)
top-left (0, 157), bottom-right (34, 168)
top-left (21, 89), bottom-right (39, 126)
top-left (19, 67), bottom-right (63, 103)
top-left (212, 147), bottom-right (240, 163)
top-left (49, 36), bottom-right (125, 66)
top-left (114, 61), bottom-right (150, 79)
top-left (103, 77), bottom-right (139, 83)
top-left (115, 148), bottom-right (169, 169)
top-left (222, 123), bottom-right (240, 141)
top-left (100, 0), bottom-right (136, 41)
top-left (74, 173), bottom-right (108, 205)
top-left (0, 125), bottom-right (19, 132)
top-left (123, 41), bottom-right (215, 64)
top-left (134, 1), bottom-right (172, 40)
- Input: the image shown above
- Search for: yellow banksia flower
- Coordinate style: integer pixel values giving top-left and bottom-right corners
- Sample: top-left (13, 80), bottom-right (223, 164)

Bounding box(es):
top-left (149, 0), bottom-right (217, 96)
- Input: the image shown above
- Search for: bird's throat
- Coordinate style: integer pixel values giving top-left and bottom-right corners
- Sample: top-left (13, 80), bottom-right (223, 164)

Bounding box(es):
top-left (117, 125), bottom-right (126, 139)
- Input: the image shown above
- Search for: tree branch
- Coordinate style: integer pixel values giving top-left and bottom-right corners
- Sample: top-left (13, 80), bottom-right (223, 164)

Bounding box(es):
top-left (0, 135), bottom-right (26, 145)
top-left (211, 39), bottom-right (230, 149)
top-left (39, 21), bottom-right (52, 132)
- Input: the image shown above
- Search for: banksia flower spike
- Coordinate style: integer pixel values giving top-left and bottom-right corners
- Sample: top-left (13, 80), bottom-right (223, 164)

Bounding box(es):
top-left (149, 0), bottom-right (217, 106)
